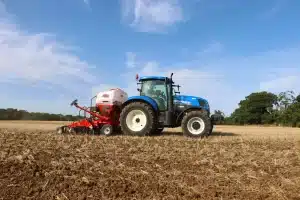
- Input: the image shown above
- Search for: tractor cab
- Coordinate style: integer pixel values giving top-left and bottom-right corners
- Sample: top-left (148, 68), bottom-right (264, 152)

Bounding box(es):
top-left (137, 76), bottom-right (173, 111)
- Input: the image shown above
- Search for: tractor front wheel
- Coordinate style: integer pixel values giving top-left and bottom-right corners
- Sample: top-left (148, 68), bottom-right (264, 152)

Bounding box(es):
top-left (181, 111), bottom-right (211, 138)
top-left (120, 102), bottom-right (157, 136)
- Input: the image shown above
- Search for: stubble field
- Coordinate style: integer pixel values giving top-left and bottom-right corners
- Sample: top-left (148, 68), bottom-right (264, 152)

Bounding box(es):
top-left (0, 120), bottom-right (299, 200)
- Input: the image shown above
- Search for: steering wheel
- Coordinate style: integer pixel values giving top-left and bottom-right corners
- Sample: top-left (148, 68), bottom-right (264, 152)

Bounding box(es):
top-left (155, 90), bottom-right (166, 101)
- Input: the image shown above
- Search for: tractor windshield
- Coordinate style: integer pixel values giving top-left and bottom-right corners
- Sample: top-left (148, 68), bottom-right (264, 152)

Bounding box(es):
top-left (140, 80), bottom-right (167, 111)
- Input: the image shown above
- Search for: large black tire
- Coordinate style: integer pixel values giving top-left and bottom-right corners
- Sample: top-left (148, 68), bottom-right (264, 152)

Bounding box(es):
top-left (181, 110), bottom-right (211, 138)
top-left (120, 102), bottom-right (157, 136)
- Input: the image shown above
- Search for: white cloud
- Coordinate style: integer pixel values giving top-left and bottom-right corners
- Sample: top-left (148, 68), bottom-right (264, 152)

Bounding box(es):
top-left (260, 73), bottom-right (300, 94)
top-left (248, 49), bottom-right (300, 95)
top-left (0, 2), bottom-right (96, 92)
top-left (121, 0), bottom-right (184, 32)
top-left (125, 52), bottom-right (137, 68)
top-left (0, 2), bottom-right (106, 114)
top-left (198, 41), bottom-right (223, 55)
top-left (83, 0), bottom-right (89, 5)
top-left (91, 84), bottom-right (120, 96)
top-left (260, 0), bottom-right (287, 19)
top-left (83, 0), bottom-right (92, 9)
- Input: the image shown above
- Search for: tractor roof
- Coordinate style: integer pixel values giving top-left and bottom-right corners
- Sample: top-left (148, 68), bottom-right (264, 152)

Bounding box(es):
top-left (139, 76), bottom-right (167, 81)
top-left (138, 75), bottom-right (174, 83)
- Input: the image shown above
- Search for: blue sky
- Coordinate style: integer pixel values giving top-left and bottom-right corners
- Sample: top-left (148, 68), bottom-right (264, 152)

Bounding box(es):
top-left (0, 0), bottom-right (300, 116)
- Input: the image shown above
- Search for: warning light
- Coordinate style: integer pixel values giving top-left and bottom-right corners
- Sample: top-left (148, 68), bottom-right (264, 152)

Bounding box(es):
top-left (135, 74), bottom-right (139, 81)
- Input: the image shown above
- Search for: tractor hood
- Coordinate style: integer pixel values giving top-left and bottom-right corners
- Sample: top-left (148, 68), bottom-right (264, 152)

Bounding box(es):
top-left (174, 95), bottom-right (210, 111)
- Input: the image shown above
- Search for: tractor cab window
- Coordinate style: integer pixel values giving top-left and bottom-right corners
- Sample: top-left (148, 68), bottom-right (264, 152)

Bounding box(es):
top-left (140, 80), bottom-right (167, 111)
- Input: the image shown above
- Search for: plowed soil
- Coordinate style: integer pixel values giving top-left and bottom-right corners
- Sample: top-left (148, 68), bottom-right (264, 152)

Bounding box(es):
top-left (0, 121), bottom-right (300, 200)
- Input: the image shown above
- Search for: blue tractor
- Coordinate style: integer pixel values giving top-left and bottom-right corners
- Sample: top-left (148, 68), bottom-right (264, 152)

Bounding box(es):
top-left (119, 73), bottom-right (221, 137)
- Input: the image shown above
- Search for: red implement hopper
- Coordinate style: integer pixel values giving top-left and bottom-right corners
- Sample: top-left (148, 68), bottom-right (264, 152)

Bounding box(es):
top-left (57, 88), bottom-right (128, 135)
top-left (57, 100), bottom-right (122, 136)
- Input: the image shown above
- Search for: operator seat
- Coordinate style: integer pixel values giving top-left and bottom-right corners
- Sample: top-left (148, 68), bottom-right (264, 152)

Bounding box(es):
top-left (152, 90), bottom-right (167, 111)
top-left (156, 98), bottom-right (166, 110)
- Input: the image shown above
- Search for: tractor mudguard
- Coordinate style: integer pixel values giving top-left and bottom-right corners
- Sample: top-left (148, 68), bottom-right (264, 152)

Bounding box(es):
top-left (123, 96), bottom-right (159, 111)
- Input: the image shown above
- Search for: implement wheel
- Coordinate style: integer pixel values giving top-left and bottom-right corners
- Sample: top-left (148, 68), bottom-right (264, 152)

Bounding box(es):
top-left (56, 126), bottom-right (64, 134)
top-left (56, 126), bottom-right (69, 134)
top-left (100, 124), bottom-right (113, 136)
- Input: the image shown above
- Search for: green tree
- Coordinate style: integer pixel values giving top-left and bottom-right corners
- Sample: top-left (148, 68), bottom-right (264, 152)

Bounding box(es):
top-left (296, 94), bottom-right (300, 103)
top-left (277, 91), bottom-right (296, 111)
top-left (280, 101), bottom-right (300, 127)
top-left (0, 108), bottom-right (83, 121)
top-left (230, 91), bottom-right (278, 125)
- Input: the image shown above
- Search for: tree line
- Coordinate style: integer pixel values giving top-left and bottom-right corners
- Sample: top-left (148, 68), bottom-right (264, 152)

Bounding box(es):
top-left (0, 108), bottom-right (83, 121)
top-left (1, 90), bottom-right (300, 126)
top-left (214, 91), bottom-right (300, 127)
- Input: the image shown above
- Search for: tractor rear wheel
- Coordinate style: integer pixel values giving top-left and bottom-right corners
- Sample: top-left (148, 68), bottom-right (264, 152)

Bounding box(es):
top-left (120, 102), bottom-right (157, 136)
top-left (181, 110), bottom-right (211, 138)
